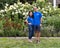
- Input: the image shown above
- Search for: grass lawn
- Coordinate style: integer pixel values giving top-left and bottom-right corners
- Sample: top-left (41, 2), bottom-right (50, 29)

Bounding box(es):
top-left (0, 37), bottom-right (60, 48)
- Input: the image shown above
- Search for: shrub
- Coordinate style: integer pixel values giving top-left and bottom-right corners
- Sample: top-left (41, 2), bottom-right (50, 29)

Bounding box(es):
top-left (0, 0), bottom-right (60, 37)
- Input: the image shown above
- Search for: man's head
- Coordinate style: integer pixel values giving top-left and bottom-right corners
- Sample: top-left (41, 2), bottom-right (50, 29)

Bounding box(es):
top-left (33, 6), bottom-right (38, 12)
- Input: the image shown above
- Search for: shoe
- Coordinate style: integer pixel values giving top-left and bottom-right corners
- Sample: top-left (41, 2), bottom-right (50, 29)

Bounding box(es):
top-left (28, 39), bottom-right (32, 43)
top-left (36, 40), bottom-right (40, 44)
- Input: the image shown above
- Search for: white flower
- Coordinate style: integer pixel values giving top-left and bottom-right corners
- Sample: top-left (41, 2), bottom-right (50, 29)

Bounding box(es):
top-left (12, 12), bottom-right (15, 15)
top-left (49, 8), bottom-right (51, 11)
top-left (54, 8), bottom-right (57, 10)
top-left (23, 12), bottom-right (25, 15)
top-left (28, 4), bottom-right (30, 6)
top-left (49, 2), bottom-right (51, 5)
top-left (15, 10), bottom-right (19, 14)
top-left (9, 5), bottom-right (14, 10)
top-left (16, 10), bottom-right (18, 12)
top-left (14, 3), bottom-right (17, 6)
top-left (10, 5), bottom-right (16, 9)
top-left (10, 5), bottom-right (14, 8)
top-left (22, 4), bottom-right (25, 6)
top-left (48, 6), bottom-right (50, 8)
top-left (25, 2), bottom-right (29, 5)
top-left (42, 8), bottom-right (45, 10)
top-left (18, 2), bottom-right (22, 5)
top-left (24, 9), bottom-right (26, 12)
top-left (18, 10), bottom-right (21, 13)
top-left (14, 3), bottom-right (18, 8)
top-left (26, 12), bottom-right (28, 15)
top-left (5, 6), bottom-right (7, 9)
top-left (43, 11), bottom-right (45, 13)
top-left (38, 0), bottom-right (44, 2)
top-left (9, 5), bottom-right (17, 10)
top-left (15, 11), bottom-right (18, 14)
top-left (38, 7), bottom-right (40, 10)
top-left (24, 12), bottom-right (28, 16)
top-left (46, 9), bottom-right (48, 11)
top-left (43, 11), bottom-right (47, 13)
top-left (13, 7), bottom-right (16, 9)
top-left (6, 3), bottom-right (9, 6)
top-left (4, 9), bottom-right (6, 11)
top-left (0, 10), bottom-right (5, 13)
top-left (20, 8), bottom-right (23, 10)
top-left (9, 7), bottom-right (12, 10)
top-left (2, 14), bottom-right (4, 17)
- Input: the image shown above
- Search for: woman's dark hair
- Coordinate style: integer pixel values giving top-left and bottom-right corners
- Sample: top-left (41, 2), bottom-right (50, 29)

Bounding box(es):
top-left (28, 11), bottom-right (34, 18)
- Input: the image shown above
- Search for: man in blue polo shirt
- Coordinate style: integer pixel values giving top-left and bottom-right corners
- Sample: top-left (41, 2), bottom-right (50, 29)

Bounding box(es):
top-left (33, 6), bottom-right (42, 43)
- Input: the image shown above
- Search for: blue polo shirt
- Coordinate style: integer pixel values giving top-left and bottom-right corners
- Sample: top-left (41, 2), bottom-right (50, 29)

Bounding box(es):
top-left (33, 11), bottom-right (42, 25)
top-left (27, 16), bottom-right (34, 25)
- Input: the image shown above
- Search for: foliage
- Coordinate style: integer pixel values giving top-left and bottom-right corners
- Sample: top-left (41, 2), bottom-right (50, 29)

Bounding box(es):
top-left (0, 0), bottom-right (60, 37)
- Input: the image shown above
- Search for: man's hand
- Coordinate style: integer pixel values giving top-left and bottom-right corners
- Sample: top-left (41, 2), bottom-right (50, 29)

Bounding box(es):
top-left (40, 24), bottom-right (42, 27)
top-left (24, 21), bottom-right (28, 24)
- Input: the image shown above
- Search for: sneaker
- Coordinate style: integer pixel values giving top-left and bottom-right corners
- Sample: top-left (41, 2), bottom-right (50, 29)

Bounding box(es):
top-left (28, 39), bottom-right (32, 43)
top-left (36, 40), bottom-right (40, 44)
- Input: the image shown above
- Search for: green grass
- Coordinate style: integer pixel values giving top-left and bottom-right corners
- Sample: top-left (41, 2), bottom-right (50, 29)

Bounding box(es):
top-left (0, 37), bottom-right (60, 48)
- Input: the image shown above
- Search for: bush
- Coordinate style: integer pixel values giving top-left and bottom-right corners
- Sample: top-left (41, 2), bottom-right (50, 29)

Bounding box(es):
top-left (0, 0), bottom-right (60, 37)
top-left (41, 25), bottom-right (55, 37)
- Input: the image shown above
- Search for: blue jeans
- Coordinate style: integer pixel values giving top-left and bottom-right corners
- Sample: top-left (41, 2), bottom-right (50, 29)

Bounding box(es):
top-left (28, 25), bottom-right (34, 39)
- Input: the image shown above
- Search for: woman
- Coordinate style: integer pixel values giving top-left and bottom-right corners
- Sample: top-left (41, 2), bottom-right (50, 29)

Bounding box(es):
top-left (25, 11), bottom-right (34, 42)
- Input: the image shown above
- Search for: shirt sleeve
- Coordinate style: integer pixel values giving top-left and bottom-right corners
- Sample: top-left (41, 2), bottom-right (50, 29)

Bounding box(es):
top-left (39, 12), bottom-right (42, 18)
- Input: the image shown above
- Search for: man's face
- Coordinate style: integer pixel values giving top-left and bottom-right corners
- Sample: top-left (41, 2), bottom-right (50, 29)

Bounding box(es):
top-left (33, 7), bottom-right (38, 12)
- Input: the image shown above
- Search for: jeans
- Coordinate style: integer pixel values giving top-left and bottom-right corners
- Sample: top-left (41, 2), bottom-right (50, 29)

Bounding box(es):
top-left (28, 25), bottom-right (34, 39)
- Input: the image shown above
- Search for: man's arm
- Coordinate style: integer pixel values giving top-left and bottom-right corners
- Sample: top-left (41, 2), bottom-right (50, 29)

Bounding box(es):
top-left (24, 18), bottom-right (32, 25)
top-left (41, 18), bottom-right (42, 24)
top-left (40, 18), bottom-right (42, 27)
top-left (24, 17), bottom-right (29, 24)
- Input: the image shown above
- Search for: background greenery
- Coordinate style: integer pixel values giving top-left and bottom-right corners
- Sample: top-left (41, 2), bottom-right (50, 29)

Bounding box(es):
top-left (0, 0), bottom-right (60, 37)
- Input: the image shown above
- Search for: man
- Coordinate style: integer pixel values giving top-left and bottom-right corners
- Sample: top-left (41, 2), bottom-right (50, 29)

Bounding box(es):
top-left (33, 6), bottom-right (42, 43)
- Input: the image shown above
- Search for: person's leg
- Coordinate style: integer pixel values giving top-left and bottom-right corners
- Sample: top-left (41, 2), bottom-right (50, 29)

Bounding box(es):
top-left (29, 32), bottom-right (32, 42)
top-left (28, 25), bottom-right (33, 42)
top-left (35, 26), bottom-right (41, 43)
top-left (35, 31), bottom-right (38, 40)
top-left (37, 31), bottom-right (41, 41)
top-left (34, 26), bottom-right (38, 41)
top-left (29, 30), bottom-right (32, 39)
top-left (31, 25), bottom-right (34, 37)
